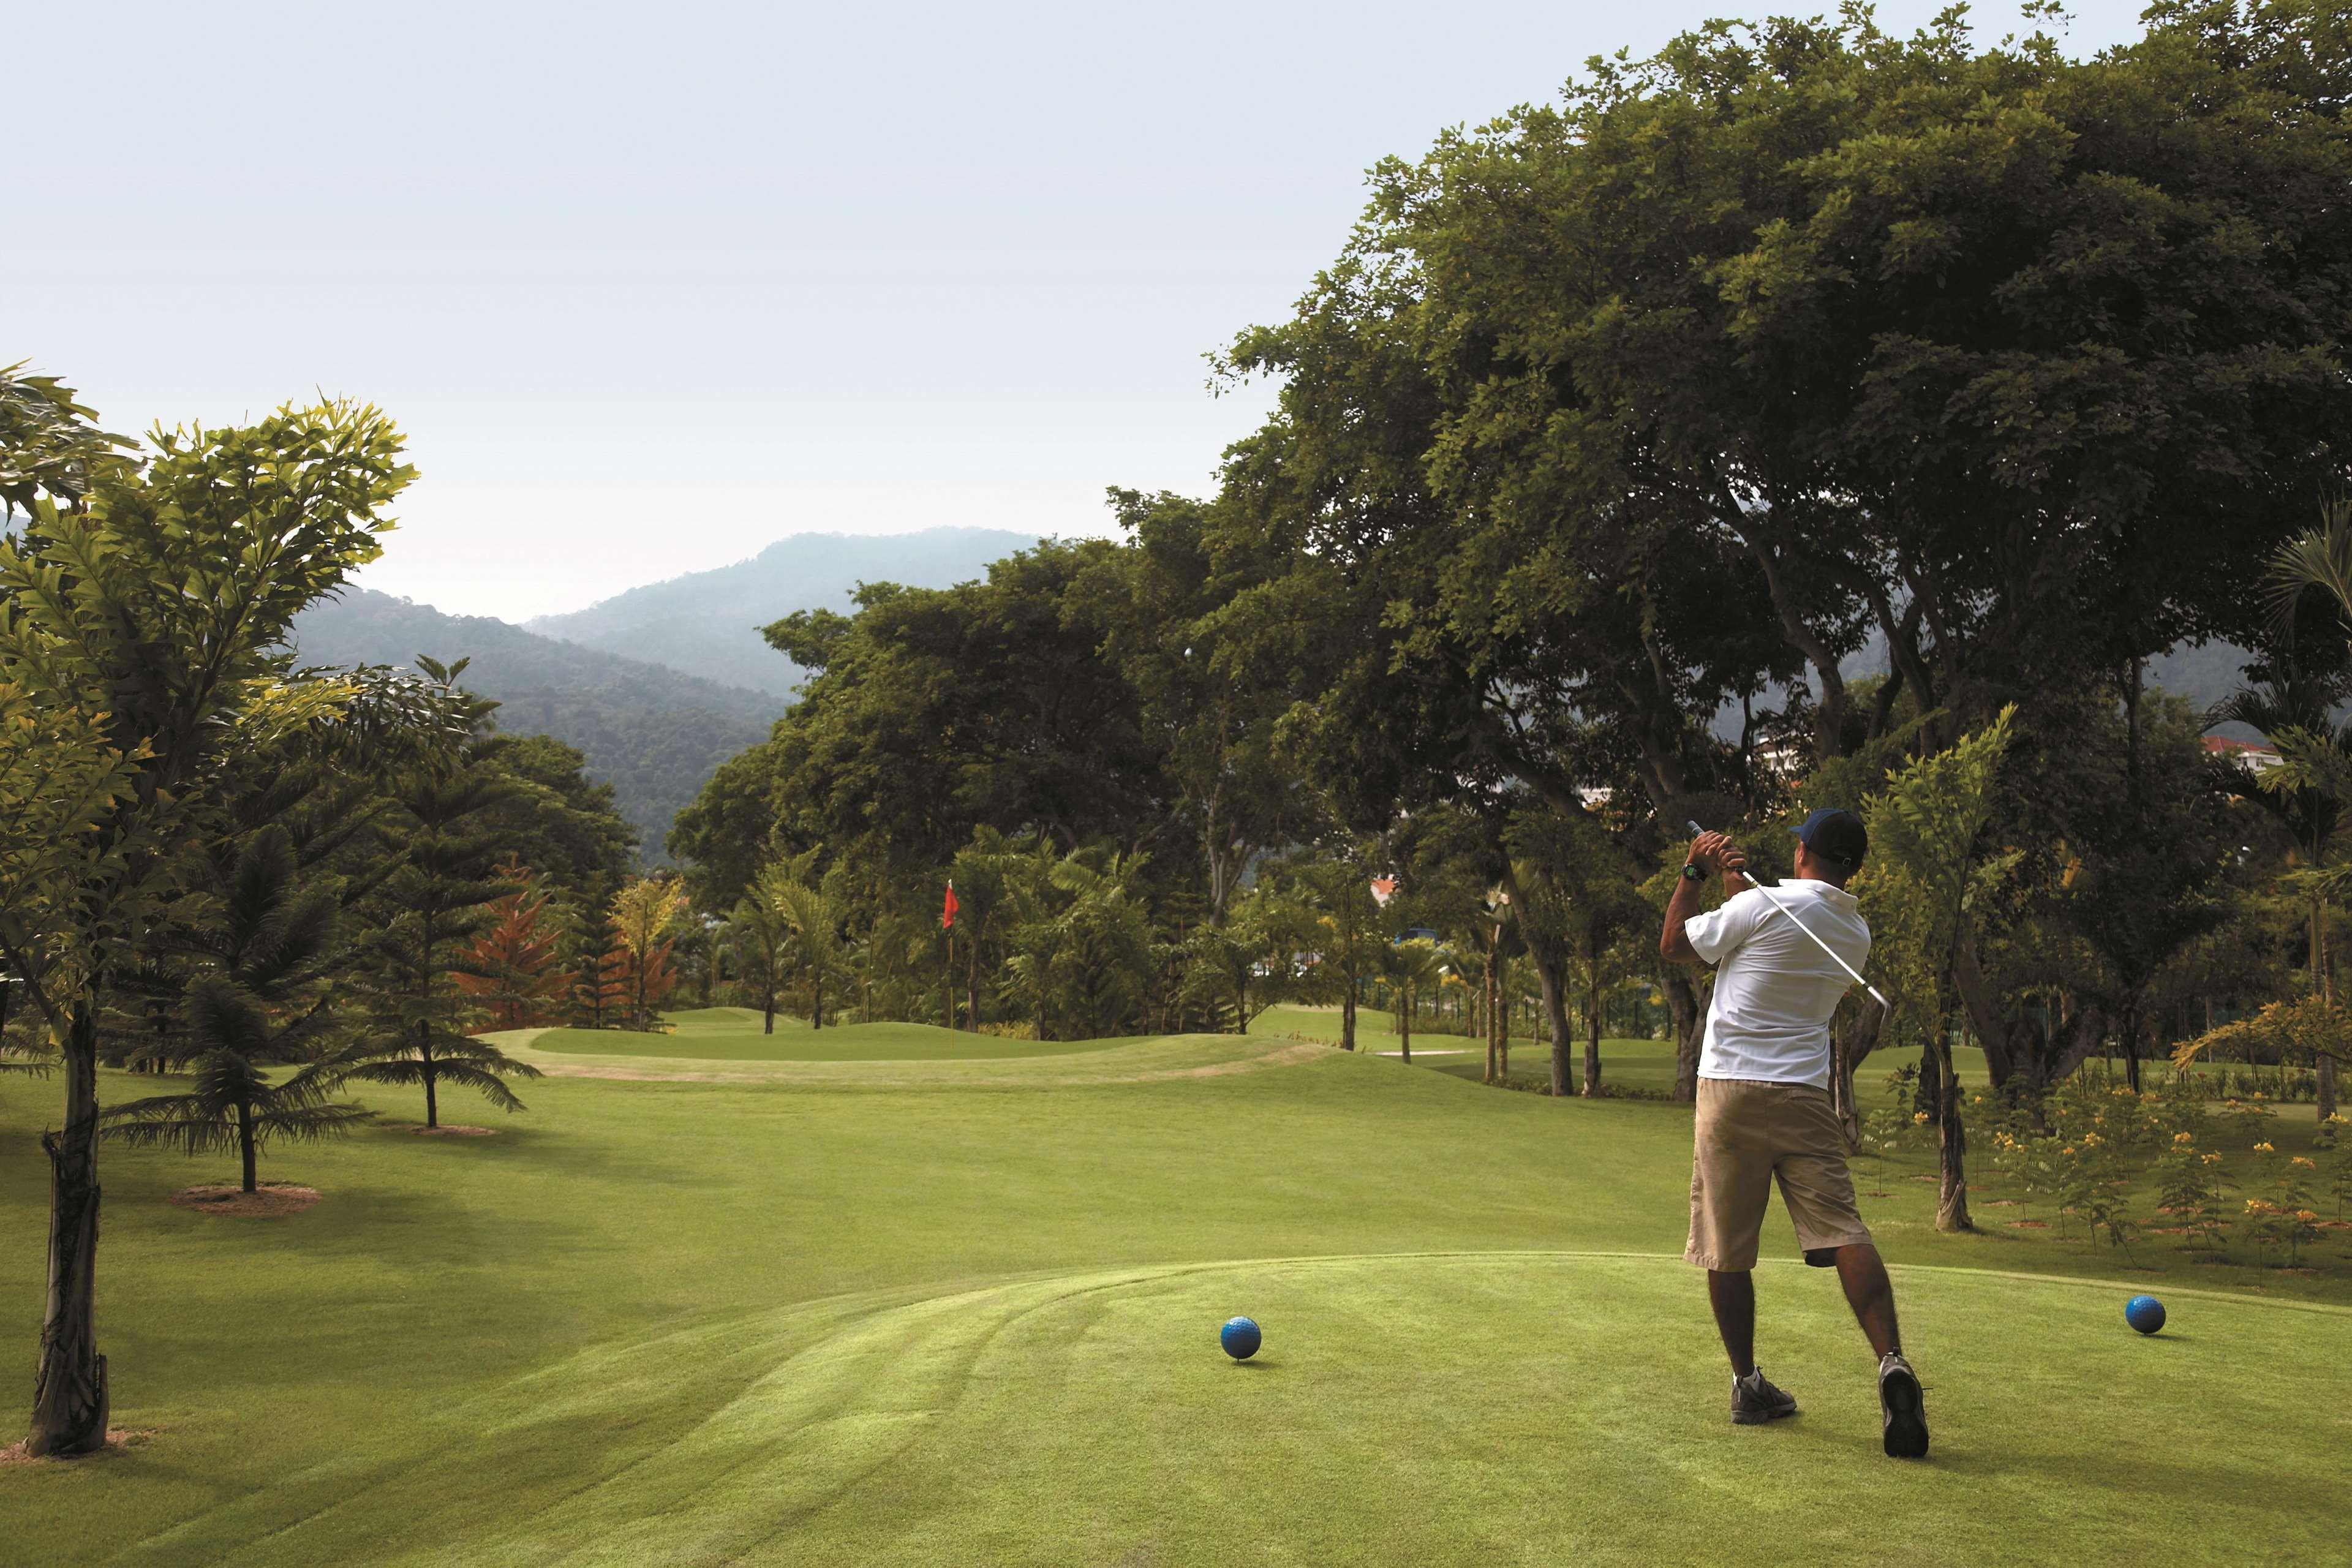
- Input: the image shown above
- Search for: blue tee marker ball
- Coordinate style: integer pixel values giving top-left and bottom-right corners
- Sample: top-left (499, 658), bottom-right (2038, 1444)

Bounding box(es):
top-left (2125, 1294), bottom-right (2166, 1335)
top-left (1220, 1316), bottom-right (1262, 1360)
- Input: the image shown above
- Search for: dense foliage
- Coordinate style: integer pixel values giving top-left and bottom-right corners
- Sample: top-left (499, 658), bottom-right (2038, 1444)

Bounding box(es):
top-left (673, 2), bottom-right (2352, 1204)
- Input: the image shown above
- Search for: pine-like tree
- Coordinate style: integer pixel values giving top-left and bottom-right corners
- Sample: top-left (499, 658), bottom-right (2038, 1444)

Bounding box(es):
top-left (344, 690), bottom-right (544, 1128)
top-left (454, 858), bottom-right (568, 1032)
top-left (100, 828), bottom-right (372, 1193)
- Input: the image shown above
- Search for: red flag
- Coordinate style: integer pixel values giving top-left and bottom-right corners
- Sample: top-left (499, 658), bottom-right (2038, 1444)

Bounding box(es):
top-left (942, 880), bottom-right (959, 930)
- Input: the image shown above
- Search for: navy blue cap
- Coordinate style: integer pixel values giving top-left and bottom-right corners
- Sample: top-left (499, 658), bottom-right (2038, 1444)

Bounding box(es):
top-left (1793, 808), bottom-right (1868, 871)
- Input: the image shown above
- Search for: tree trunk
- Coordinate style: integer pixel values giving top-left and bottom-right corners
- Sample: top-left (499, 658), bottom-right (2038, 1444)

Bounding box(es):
top-left (1483, 945), bottom-right (1498, 1084)
top-left (1951, 923), bottom-right (2016, 1091)
top-left (1532, 947), bottom-right (1572, 1096)
top-left (1583, 973), bottom-right (1603, 1098)
top-left (813, 976), bottom-right (824, 1031)
top-left (1496, 955), bottom-right (1510, 1079)
top-left (763, 992), bottom-right (775, 1035)
top-left (2315, 895), bottom-right (2339, 1121)
top-left (1930, 1032), bottom-right (1972, 1232)
top-left (2120, 999), bottom-right (2143, 1094)
top-left (1341, 985), bottom-right (1355, 1052)
top-left (968, 935), bottom-right (982, 1033)
top-left (238, 1101), bottom-right (258, 1194)
top-left (28, 998), bottom-right (109, 1458)
top-left (1832, 998), bottom-right (1887, 1152)
top-left (1399, 987), bottom-right (1412, 1062)
top-left (1661, 967), bottom-right (1703, 1102)
top-left (942, 931), bottom-right (954, 1032)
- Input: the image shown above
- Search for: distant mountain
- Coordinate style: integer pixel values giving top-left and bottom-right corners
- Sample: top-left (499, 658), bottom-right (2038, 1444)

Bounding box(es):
top-left (527, 527), bottom-right (1042, 697)
top-left (290, 587), bottom-right (784, 859)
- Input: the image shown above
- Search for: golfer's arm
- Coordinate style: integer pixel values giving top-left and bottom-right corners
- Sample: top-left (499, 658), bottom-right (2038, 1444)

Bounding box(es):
top-left (1659, 874), bottom-right (1708, 965)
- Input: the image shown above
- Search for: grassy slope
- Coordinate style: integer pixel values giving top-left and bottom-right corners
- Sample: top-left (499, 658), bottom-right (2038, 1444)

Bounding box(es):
top-left (1, 1017), bottom-right (2345, 1566)
top-left (533, 1010), bottom-right (1113, 1062)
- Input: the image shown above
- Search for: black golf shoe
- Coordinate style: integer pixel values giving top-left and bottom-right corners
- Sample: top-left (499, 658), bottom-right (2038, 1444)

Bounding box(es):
top-left (1729, 1367), bottom-right (1799, 1425)
top-left (1879, 1351), bottom-right (1929, 1458)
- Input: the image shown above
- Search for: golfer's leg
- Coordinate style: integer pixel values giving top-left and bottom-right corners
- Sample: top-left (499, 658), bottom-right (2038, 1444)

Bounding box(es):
top-left (1706, 1270), bottom-right (1757, 1376)
top-left (1833, 1243), bottom-right (1901, 1360)
top-left (1686, 1081), bottom-right (1771, 1376)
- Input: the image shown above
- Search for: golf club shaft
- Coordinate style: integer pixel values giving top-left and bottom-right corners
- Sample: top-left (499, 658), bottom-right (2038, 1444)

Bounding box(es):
top-left (1686, 821), bottom-right (1891, 1011)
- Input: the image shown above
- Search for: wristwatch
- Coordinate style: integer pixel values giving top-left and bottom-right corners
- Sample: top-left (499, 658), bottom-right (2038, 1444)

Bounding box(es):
top-left (1681, 862), bottom-right (1706, 882)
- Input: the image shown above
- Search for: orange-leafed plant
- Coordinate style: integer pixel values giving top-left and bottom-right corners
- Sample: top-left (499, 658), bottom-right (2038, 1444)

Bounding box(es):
top-left (455, 859), bottom-right (568, 1033)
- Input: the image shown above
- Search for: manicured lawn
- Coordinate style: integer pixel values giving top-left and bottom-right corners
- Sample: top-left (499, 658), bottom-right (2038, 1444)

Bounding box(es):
top-left (533, 1013), bottom-right (1114, 1062)
top-left (2, 1023), bottom-right (2345, 1564)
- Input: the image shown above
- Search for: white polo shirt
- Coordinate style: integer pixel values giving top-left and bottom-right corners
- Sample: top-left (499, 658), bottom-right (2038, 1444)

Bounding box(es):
top-left (1684, 880), bottom-right (1871, 1090)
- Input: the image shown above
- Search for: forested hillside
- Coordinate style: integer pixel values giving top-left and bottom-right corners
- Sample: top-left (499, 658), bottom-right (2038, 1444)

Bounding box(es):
top-left (528, 527), bottom-right (1039, 696)
top-left (292, 587), bottom-right (782, 856)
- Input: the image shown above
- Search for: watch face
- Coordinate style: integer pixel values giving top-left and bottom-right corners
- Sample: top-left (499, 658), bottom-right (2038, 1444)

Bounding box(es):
top-left (1682, 862), bottom-right (1705, 881)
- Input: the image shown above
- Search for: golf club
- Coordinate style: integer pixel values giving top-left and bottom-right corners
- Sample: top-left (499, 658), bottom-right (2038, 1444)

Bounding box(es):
top-left (1685, 820), bottom-right (1890, 1011)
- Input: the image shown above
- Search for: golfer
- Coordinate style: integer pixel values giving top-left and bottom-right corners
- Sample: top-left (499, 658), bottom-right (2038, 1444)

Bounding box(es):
top-left (1659, 809), bottom-right (1929, 1458)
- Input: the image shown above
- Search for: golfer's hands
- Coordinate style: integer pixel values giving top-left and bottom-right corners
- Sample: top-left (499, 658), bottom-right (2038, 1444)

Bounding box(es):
top-left (1688, 832), bottom-right (1748, 879)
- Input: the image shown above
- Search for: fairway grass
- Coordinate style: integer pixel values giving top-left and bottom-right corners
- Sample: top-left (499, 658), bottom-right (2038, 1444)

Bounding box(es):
top-left (4, 1028), bottom-right (2346, 1564)
top-left (530, 1016), bottom-right (1117, 1063)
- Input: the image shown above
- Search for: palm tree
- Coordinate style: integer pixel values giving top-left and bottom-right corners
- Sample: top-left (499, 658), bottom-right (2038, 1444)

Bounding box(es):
top-left (764, 870), bottom-right (845, 1030)
top-left (100, 829), bottom-right (373, 1193)
top-left (1385, 938), bottom-right (1447, 1063)
top-left (2252, 500), bottom-right (2352, 1120)
top-left (727, 891), bottom-right (791, 1033)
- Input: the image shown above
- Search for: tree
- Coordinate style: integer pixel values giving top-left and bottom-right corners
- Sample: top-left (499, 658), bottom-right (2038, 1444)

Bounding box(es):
top-left (745, 543), bottom-right (1164, 875)
top-left (1384, 938), bottom-right (1447, 1064)
top-left (344, 704), bottom-right (545, 1128)
top-left (0, 393), bottom-right (409, 1457)
top-left (609, 875), bottom-right (687, 1029)
top-left (473, 733), bottom-right (637, 907)
top-left (99, 828), bottom-right (372, 1193)
top-left (454, 860), bottom-right (570, 1032)
top-left (1858, 709), bottom-right (2019, 1233)
top-left (2245, 498), bottom-right (2352, 1119)
top-left (1278, 842), bottom-right (1387, 1052)
top-left (726, 889), bottom-right (792, 1033)
top-left (0, 361), bottom-right (132, 514)
top-left (1185, 880), bottom-right (1306, 1034)
top-left (760, 868), bottom-right (843, 1031)
top-left (1080, 489), bottom-right (1313, 921)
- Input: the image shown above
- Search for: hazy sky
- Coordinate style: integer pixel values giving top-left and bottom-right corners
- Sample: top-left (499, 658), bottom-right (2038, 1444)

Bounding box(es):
top-left (10, 1), bottom-right (2154, 619)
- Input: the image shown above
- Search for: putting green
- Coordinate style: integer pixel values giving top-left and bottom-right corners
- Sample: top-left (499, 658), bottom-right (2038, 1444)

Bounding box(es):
top-left (500, 1027), bottom-right (1324, 1086)
top-left (3, 1027), bottom-right (2345, 1564)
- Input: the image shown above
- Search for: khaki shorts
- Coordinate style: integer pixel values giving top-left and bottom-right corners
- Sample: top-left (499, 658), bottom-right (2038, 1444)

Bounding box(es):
top-left (1685, 1077), bottom-right (1872, 1272)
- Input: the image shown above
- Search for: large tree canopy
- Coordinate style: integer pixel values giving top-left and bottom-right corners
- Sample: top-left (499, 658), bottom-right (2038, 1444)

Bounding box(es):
top-left (1214, 0), bottom-right (2352, 813)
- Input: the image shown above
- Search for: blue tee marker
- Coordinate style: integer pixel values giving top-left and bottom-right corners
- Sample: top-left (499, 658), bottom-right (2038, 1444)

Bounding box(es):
top-left (1220, 1316), bottom-right (1262, 1360)
top-left (2125, 1294), bottom-right (2166, 1335)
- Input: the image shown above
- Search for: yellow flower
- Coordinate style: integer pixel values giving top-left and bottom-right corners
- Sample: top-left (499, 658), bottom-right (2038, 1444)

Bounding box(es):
top-left (2062, 1146), bottom-right (2078, 1156)
top-left (2083, 1133), bottom-right (2103, 1147)
top-left (2253, 1091), bottom-right (2268, 1101)
top-left (2254, 1142), bottom-right (2276, 1154)
top-left (2203, 1153), bottom-right (2224, 1166)
top-left (2296, 1210), bottom-right (2320, 1223)
top-left (2293, 1156), bottom-right (2318, 1169)
top-left (2173, 1132), bottom-right (2195, 1144)
top-left (1913, 1112), bottom-right (1929, 1125)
